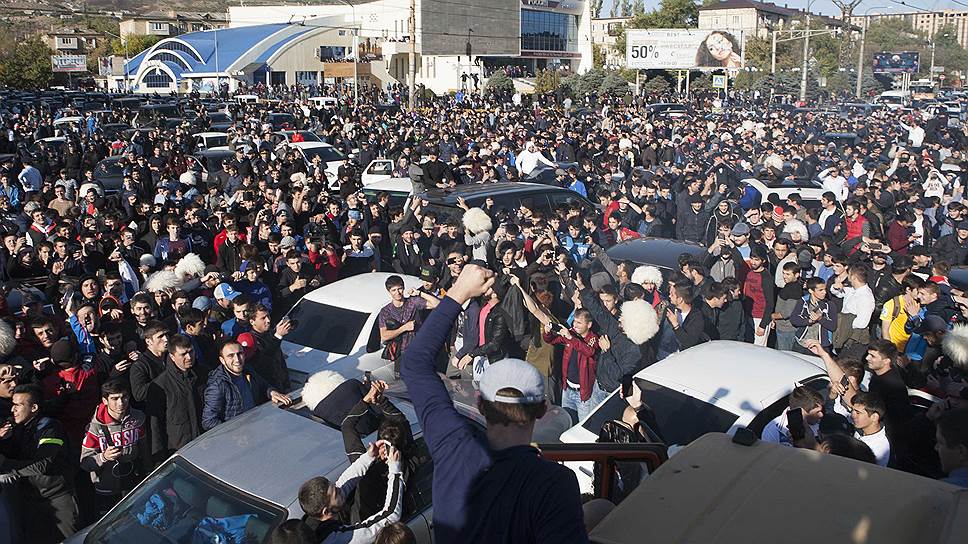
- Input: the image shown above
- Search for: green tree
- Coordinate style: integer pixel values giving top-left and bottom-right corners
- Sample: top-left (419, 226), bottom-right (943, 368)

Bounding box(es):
top-left (616, 0), bottom-right (699, 53)
top-left (643, 74), bottom-right (670, 93)
top-left (112, 34), bottom-right (162, 57)
top-left (590, 0), bottom-right (604, 18)
top-left (533, 69), bottom-right (562, 94)
top-left (579, 68), bottom-right (606, 96)
top-left (600, 70), bottom-right (630, 95)
top-left (485, 71), bottom-right (515, 94)
top-left (593, 43), bottom-right (606, 69)
top-left (0, 37), bottom-right (54, 89)
top-left (631, 0), bottom-right (645, 16)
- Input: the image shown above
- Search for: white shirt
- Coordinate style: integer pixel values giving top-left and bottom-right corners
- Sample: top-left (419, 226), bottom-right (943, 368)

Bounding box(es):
top-left (819, 170), bottom-right (849, 201)
top-left (841, 284), bottom-right (876, 329)
top-left (855, 426), bottom-right (891, 466)
top-left (761, 409), bottom-right (820, 447)
top-left (514, 148), bottom-right (555, 176)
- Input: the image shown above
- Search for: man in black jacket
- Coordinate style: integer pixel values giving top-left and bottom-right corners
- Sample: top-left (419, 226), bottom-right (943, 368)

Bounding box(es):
top-left (0, 384), bottom-right (76, 543)
top-left (244, 304), bottom-right (293, 393)
top-left (146, 335), bottom-right (204, 462)
top-left (422, 150), bottom-right (454, 189)
top-left (665, 282), bottom-right (709, 351)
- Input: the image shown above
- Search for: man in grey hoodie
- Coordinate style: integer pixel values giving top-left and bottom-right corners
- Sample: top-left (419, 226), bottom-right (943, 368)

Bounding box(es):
top-left (773, 262), bottom-right (803, 351)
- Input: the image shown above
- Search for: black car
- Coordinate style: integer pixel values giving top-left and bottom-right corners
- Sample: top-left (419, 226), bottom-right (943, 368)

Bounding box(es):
top-left (92, 156), bottom-right (127, 193)
top-left (419, 182), bottom-right (594, 224)
top-left (603, 237), bottom-right (707, 292)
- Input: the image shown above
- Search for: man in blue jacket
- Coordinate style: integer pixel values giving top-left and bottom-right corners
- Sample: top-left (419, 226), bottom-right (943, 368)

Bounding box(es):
top-left (201, 340), bottom-right (291, 430)
top-left (401, 263), bottom-right (588, 544)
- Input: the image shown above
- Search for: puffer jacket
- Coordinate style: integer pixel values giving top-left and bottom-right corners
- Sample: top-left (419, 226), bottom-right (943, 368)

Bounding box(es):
top-left (79, 403), bottom-right (151, 495)
top-left (201, 364), bottom-right (272, 431)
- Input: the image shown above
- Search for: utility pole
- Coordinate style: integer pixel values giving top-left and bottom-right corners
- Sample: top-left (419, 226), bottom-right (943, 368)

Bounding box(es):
top-left (856, 7), bottom-right (887, 99)
top-left (799, 13), bottom-right (811, 103)
top-left (771, 29), bottom-right (777, 74)
top-left (408, 0), bottom-right (416, 111)
top-left (338, 0), bottom-right (358, 105)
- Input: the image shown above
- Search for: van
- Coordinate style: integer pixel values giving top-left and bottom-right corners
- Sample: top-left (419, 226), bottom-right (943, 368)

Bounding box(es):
top-left (236, 94), bottom-right (259, 105)
top-left (874, 90), bottom-right (910, 110)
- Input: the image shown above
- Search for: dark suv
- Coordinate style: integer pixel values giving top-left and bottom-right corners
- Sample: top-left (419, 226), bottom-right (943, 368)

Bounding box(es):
top-left (418, 182), bottom-right (595, 223)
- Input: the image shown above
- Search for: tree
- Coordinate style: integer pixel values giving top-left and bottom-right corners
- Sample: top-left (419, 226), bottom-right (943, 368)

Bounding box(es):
top-left (484, 71), bottom-right (514, 95)
top-left (0, 37), bottom-right (54, 89)
top-left (590, 0), bottom-right (604, 18)
top-left (632, 0), bottom-right (645, 16)
top-left (593, 43), bottom-right (606, 68)
top-left (621, 0), bottom-right (632, 16)
top-left (579, 68), bottom-right (606, 96)
top-left (600, 71), bottom-right (630, 95)
top-left (643, 74), bottom-right (670, 93)
top-left (610, 0), bottom-right (618, 17)
top-left (112, 34), bottom-right (162, 57)
top-left (533, 69), bottom-right (562, 94)
top-left (616, 0), bottom-right (699, 52)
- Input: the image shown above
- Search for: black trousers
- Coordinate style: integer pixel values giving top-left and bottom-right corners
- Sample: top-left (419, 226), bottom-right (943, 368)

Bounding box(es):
top-left (24, 493), bottom-right (77, 544)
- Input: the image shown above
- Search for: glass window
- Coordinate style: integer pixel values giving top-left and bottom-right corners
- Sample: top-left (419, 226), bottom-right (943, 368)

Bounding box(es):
top-left (149, 22), bottom-right (167, 32)
top-left (521, 9), bottom-right (578, 52)
top-left (86, 457), bottom-right (285, 544)
top-left (158, 42), bottom-right (202, 62)
top-left (285, 301), bottom-right (369, 355)
top-left (143, 69), bottom-right (173, 89)
top-left (151, 52), bottom-right (190, 69)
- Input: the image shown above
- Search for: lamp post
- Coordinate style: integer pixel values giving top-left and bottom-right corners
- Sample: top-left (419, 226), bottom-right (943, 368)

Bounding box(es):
top-left (855, 6), bottom-right (887, 99)
top-left (338, 0), bottom-right (359, 104)
top-left (929, 33), bottom-right (950, 86)
top-left (798, 6), bottom-right (812, 103)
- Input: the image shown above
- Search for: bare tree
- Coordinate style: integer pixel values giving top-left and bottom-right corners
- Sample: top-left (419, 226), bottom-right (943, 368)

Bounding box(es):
top-left (832, 0), bottom-right (863, 20)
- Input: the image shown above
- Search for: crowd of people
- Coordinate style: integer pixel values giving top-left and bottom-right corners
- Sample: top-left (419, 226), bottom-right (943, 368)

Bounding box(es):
top-left (0, 81), bottom-right (967, 543)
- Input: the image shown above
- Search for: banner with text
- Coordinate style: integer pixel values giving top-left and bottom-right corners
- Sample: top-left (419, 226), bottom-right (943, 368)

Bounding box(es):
top-left (51, 55), bottom-right (88, 73)
top-left (872, 51), bottom-right (920, 74)
top-left (626, 29), bottom-right (744, 70)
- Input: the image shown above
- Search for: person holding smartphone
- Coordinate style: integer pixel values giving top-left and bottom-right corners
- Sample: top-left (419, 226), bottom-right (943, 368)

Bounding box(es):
top-left (761, 386), bottom-right (825, 447)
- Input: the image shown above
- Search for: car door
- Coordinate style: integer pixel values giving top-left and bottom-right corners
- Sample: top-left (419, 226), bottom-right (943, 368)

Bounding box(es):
top-left (362, 159), bottom-right (394, 186)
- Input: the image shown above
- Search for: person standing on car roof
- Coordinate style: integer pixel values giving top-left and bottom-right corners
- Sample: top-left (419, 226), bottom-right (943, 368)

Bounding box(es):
top-left (401, 263), bottom-right (589, 544)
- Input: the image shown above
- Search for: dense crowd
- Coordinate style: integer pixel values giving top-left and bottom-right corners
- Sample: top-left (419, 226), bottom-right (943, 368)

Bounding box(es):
top-left (0, 84), bottom-right (967, 544)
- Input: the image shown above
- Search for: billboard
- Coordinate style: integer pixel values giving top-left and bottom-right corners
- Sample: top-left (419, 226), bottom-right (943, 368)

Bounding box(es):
top-left (872, 51), bottom-right (920, 74)
top-left (51, 55), bottom-right (87, 73)
top-left (626, 29), bottom-right (744, 70)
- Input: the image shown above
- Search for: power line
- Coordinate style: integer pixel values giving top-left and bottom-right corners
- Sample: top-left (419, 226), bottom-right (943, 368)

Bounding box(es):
top-left (884, 0), bottom-right (933, 12)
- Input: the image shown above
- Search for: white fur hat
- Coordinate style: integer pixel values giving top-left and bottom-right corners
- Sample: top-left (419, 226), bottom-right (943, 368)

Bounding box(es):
top-left (140, 254), bottom-right (157, 268)
top-left (301, 370), bottom-right (346, 410)
top-left (462, 207), bottom-right (493, 235)
top-left (631, 265), bottom-right (663, 289)
top-left (0, 319), bottom-right (15, 359)
top-left (619, 299), bottom-right (660, 345)
top-left (942, 323), bottom-right (968, 370)
top-left (174, 253), bottom-right (206, 280)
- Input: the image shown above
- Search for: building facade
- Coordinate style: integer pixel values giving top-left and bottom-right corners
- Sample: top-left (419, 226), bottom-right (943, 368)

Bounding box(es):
top-left (590, 16), bottom-right (630, 67)
top-left (119, 11), bottom-right (228, 40)
top-left (846, 10), bottom-right (968, 50)
top-left (699, 0), bottom-right (847, 41)
top-left (45, 28), bottom-right (104, 55)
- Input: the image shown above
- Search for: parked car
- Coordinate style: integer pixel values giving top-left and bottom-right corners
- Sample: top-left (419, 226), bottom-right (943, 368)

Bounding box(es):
top-left (29, 136), bottom-right (67, 158)
top-left (191, 131), bottom-right (229, 151)
top-left (64, 378), bottom-right (572, 544)
top-left (91, 156), bottom-right (127, 193)
top-left (560, 341), bottom-right (831, 492)
top-left (361, 177), bottom-right (412, 210)
top-left (280, 273), bottom-right (423, 387)
top-left (189, 149), bottom-right (236, 183)
top-left (269, 130), bottom-right (322, 148)
top-left (588, 432), bottom-right (968, 544)
top-left (741, 177), bottom-right (825, 208)
top-left (417, 182), bottom-right (595, 225)
top-left (645, 103), bottom-right (688, 119)
top-left (599, 237), bottom-right (705, 294)
top-left (280, 141), bottom-right (347, 188)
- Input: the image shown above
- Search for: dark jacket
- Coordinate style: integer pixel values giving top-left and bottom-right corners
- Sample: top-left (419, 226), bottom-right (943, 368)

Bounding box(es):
top-left (130, 349), bottom-right (167, 405)
top-left (676, 208), bottom-right (708, 244)
top-left (201, 364), bottom-right (272, 431)
top-left (146, 360), bottom-right (204, 457)
top-left (400, 298), bottom-right (589, 544)
top-left (789, 295), bottom-right (838, 347)
top-left (468, 303), bottom-right (522, 363)
top-left (0, 416), bottom-right (73, 500)
top-left (249, 330), bottom-right (290, 393)
top-left (215, 238), bottom-right (244, 273)
top-left (581, 288), bottom-right (642, 392)
top-left (672, 306), bottom-right (710, 351)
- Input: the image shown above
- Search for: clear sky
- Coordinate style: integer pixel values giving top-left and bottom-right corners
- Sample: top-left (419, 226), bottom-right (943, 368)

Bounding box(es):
top-left (603, 0), bottom-right (968, 17)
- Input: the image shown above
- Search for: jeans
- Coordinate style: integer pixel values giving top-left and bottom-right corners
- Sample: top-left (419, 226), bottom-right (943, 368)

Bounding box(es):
top-left (561, 381), bottom-right (608, 423)
top-left (776, 330), bottom-right (797, 352)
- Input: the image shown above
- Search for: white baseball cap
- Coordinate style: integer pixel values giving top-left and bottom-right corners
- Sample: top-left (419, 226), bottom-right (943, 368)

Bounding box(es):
top-left (479, 359), bottom-right (545, 404)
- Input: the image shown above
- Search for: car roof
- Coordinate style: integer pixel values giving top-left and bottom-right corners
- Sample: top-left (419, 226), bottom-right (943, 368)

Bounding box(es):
top-left (590, 433), bottom-right (968, 544)
top-left (605, 237), bottom-right (706, 271)
top-left (177, 402), bottom-right (351, 507)
top-left (193, 131), bottom-right (228, 138)
top-left (422, 182), bottom-right (579, 206)
top-left (636, 341), bottom-right (826, 413)
top-left (287, 141), bottom-right (334, 150)
top-left (363, 178), bottom-right (412, 193)
top-left (300, 272), bottom-right (422, 312)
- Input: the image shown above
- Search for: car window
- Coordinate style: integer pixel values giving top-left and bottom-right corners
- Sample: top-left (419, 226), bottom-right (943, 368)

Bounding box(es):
top-left (285, 301), bottom-right (369, 355)
top-left (85, 457), bottom-right (285, 544)
top-left (366, 320), bottom-right (382, 354)
top-left (302, 146), bottom-right (346, 164)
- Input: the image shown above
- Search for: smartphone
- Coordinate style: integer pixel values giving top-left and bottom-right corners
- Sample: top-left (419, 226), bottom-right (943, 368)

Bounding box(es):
top-left (787, 408), bottom-right (805, 442)
top-left (840, 375), bottom-right (850, 389)
top-left (364, 370), bottom-right (372, 384)
top-left (868, 243), bottom-right (882, 251)
top-left (621, 375), bottom-right (634, 399)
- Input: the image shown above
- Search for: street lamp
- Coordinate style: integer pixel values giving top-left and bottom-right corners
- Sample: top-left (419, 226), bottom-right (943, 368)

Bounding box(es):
top-left (855, 6), bottom-right (888, 99)
top-left (929, 32), bottom-right (951, 86)
top-left (338, 0), bottom-right (359, 104)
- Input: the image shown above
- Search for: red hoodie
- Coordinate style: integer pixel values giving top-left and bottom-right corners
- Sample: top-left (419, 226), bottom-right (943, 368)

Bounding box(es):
top-left (43, 365), bottom-right (100, 446)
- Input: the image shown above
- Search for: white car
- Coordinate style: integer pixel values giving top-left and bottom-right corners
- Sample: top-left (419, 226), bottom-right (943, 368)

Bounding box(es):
top-left (560, 341), bottom-right (831, 492)
top-left (191, 131), bottom-right (229, 150)
top-left (741, 177), bottom-right (825, 207)
top-left (361, 177), bottom-right (413, 210)
top-left (279, 141), bottom-right (347, 189)
top-left (281, 273), bottom-right (423, 387)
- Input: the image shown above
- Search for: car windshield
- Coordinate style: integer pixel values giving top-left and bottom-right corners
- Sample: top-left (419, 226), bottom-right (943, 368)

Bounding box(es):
top-left (203, 135), bottom-right (228, 148)
top-left (583, 379), bottom-right (738, 446)
top-left (98, 160), bottom-right (123, 176)
top-left (208, 113), bottom-right (231, 123)
top-left (362, 188), bottom-right (409, 209)
top-left (293, 131), bottom-right (321, 142)
top-left (284, 300), bottom-right (369, 354)
top-left (85, 457), bottom-right (285, 544)
top-left (301, 146), bottom-right (346, 164)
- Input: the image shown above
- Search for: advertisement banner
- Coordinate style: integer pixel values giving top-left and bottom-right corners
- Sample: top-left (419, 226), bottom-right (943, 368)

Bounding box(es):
top-left (51, 55), bottom-right (87, 73)
top-left (872, 51), bottom-right (919, 74)
top-left (97, 57), bottom-right (114, 77)
top-left (626, 29), bottom-right (744, 70)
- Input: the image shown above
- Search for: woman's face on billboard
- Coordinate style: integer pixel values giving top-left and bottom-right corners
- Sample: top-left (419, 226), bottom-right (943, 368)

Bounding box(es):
top-left (706, 33), bottom-right (733, 61)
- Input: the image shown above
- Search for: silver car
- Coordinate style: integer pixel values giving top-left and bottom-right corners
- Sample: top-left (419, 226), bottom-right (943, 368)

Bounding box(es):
top-left (66, 381), bottom-right (571, 543)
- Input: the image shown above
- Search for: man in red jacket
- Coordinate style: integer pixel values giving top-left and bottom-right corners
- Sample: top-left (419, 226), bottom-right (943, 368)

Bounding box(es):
top-left (543, 309), bottom-right (599, 422)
